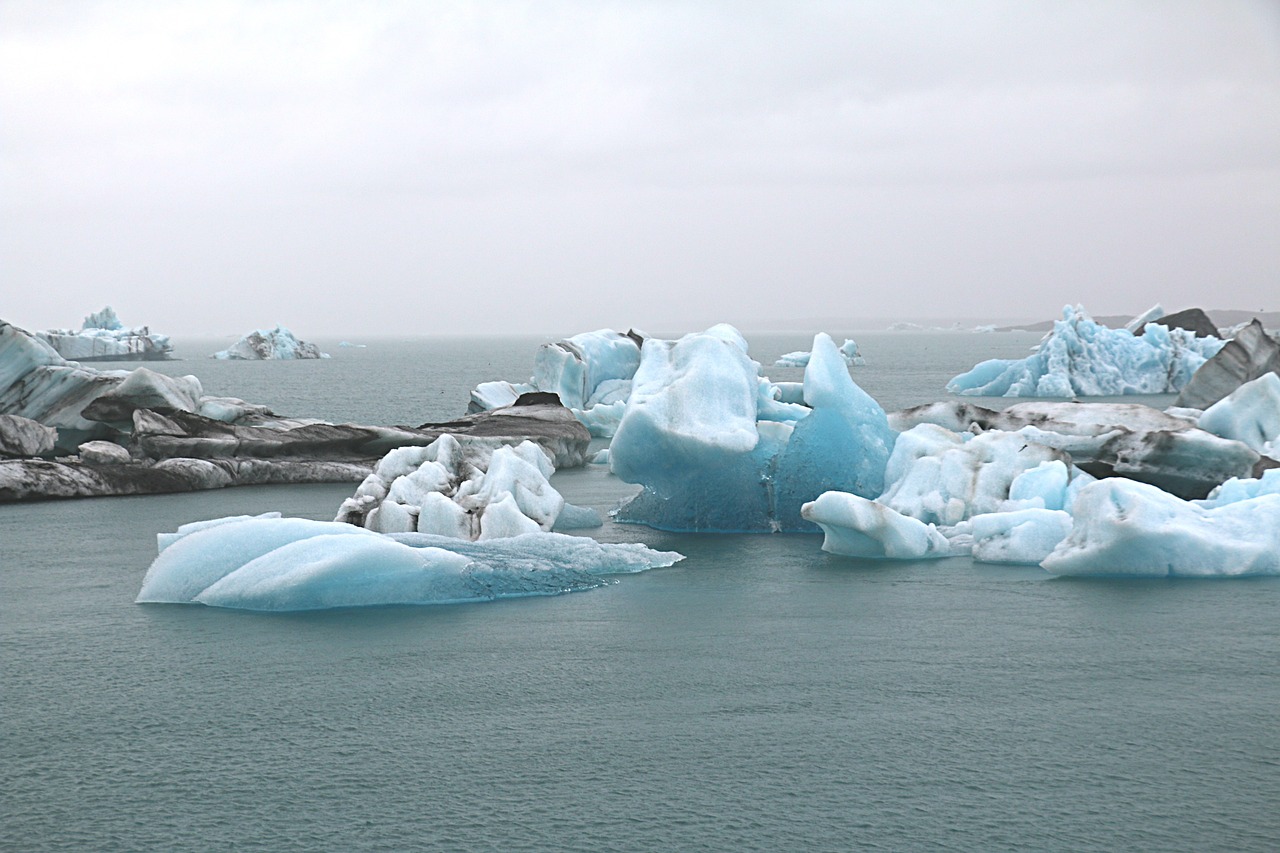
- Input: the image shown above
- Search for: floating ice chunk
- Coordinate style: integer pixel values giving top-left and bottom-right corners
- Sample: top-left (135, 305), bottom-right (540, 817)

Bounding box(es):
top-left (947, 305), bottom-right (1224, 397)
top-left (1197, 373), bottom-right (1280, 458)
top-left (1041, 479), bottom-right (1280, 577)
top-left (961, 509), bottom-right (1073, 564)
top-left (774, 338), bottom-right (865, 367)
top-left (801, 491), bottom-right (951, 560)
top-left (138, 517), bottom-right (683, 610)
top-left (213, 325), bottom-right (328, 360)
top-left (771, 382), bottom-right (805, 405)
top-left (34, 307), bottom-right (173, 361)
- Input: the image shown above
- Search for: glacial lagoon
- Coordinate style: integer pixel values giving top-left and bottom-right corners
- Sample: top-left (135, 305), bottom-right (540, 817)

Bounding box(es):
top-left (4, 331), bottom-right (1278, 851)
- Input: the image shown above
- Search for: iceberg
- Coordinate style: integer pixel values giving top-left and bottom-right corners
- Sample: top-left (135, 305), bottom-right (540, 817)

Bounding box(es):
top-left (890, 399), bottom-right (1258, 500)
top-left (774, 338), bottom-right (865, 367)
top-left (334, 434), bottom-right (599, 539)
top-left (1175, 320), bottom-right (1280, 409)
top-left (1196, 373), bottom-right (1280, 459)
top-left (801, 491), bottom-right (952, 560)
top-left (136, 516), bottom-right (682, 611)
top-left (946, 305), bottom-right (1224, 397)
top-left (1041, 478), bottom-right (1280, 577)
top-left (34, 307), bottom-right (173, 361)
top-left (469, 329), bottom-right (643, 438)
top-left (213, 325), bottom-right (329, 360)
top-left (610, 328), bottom-right (894, 532)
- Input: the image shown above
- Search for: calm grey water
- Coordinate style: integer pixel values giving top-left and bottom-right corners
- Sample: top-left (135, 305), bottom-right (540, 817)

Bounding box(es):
top-left (4, 332), bottom-right (1278, 852)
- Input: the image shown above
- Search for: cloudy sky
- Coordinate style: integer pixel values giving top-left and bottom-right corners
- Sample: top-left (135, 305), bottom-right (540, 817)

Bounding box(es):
top-left (3, 0), bottom-right (1278, 337)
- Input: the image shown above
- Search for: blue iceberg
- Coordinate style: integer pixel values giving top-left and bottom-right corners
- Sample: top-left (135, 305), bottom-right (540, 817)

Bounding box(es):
top-left (137, 516), bottom-right (682, 611)
top-left (610, 328), bottom-right (895, 532)
top-left (947, 305), bottom-right (1224, 397)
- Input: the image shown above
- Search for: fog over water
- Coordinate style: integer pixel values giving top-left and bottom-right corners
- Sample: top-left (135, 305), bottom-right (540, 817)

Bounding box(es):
top-left (3, 1), bottom-right (1279, 337)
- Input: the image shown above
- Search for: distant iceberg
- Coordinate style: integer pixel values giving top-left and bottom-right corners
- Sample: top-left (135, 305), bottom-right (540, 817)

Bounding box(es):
top-left (774, 338), bottom-right (865, 367)
top-left (136, 516), bottom-right (682, 611)
top-left (214, 325), bottom-right (329, 360)
top-left (35, 306), bottom-right (173, 361)
top-left (946, 305), bottom-right (1224, 397)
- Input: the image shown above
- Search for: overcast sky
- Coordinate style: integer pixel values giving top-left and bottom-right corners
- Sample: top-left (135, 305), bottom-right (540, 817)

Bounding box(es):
top-left (3, 0), bottom-right (1278, 337)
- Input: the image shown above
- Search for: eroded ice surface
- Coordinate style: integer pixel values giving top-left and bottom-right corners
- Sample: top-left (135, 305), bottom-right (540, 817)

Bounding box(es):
top-left (947, 305), bottom-right (1224, 397)
top-left (334, 434), bottom-right (600, 538)
top-left (137, 516), bottom-right (682, 610)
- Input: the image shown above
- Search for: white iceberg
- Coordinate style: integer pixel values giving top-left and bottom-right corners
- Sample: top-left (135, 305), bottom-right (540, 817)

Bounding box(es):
top-left (947, 305), bottom-right (1224, 397)
top-left (1041, 477), bottom-right (1280, 577)
top-left (334, 434), bottom-right (599, 539)
top-left (213, 325), bottom-right (329, 360)
top-left (774, 338), bottom-right (865, 367)
top-left (801, 490), bottom-right (952, 560)
top-left (136, 515), bottom-right (682, 611)
top-left (1196, 373), bottom-right (1280, 459)
top-left (876, 424), bottom-right (1083, 525)
top-left (34, 307), bottom-right (173, 361)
